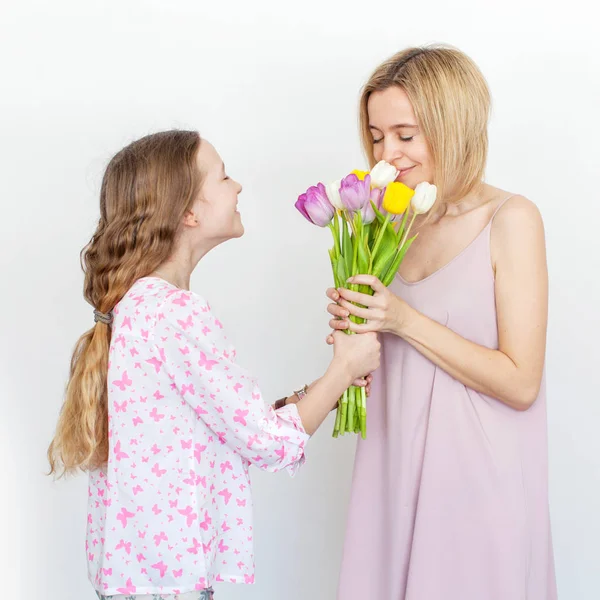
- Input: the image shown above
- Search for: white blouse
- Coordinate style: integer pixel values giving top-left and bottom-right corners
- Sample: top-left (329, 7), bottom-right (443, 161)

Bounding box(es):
top-left (87, 277), bottom-right (309, 595)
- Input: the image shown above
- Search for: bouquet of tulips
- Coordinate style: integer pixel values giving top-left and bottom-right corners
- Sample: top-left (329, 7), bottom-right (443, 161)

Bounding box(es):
top-left (296, 161), bottom-right (436, 438)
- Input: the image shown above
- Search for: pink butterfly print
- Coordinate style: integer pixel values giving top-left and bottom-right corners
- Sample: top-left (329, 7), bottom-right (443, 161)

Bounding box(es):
top-left (199, 510), bottom-right (212, 531)
top-left (113, 400), bottom-right (127, 413)
top-left (181, 383), bottom-right (195, 397)
top-left (198, 352), bottom-right (218, 371)
top-left (122, 316), bottom-right (132, 331)
top-left (218, 539), bottom-right (229, 553)
top-left (179, 346), bottom-right (190, 356)
top-left (116, 578), bottom-right (136, 594)
top-left (216, 432), bottom-right (227, 445)
top-left (152, 463), bottom-right (166, 478)
top-left (176, 553), bottom-right (183, 562)
top-left (247, 434), bottom-right (260, 449)
top-left (173, 568), bottom-right (183, 578)
top-left (114, 334), bottom-right (126, 348)
top-left (116, 539), bottom-right (132, 554)
top-left (101, 567), bottom-right (112, 576)
top-left (88, 552), bottom-right (94, 562)
top-left (193, 404), bottom-right (208, 417)
top-left (236, 498), bottom-right (247, 507)
top-left (132, 485), bottom-right (143, 496)
top-left (169, 499), bottom-right (179, 509)
top-left (244, 574), bottom-right (255, 584)
top-left (129, 347), bottom-right (139, 357)
top-left (152, 504), bottom-right (162, 515)
top-left (113, 371), bottom-right (132, 391)
top-left (132, 416), bottom-right (143, 427)
top-left (141, 456), bottom-right (149, 463)
top-left (151, 560), bottom-right (168, 578)
top-left (173, 292), bottom-right (191, 307)
top-left (236, 517), bottom-right (244, 526)
top-left (114, 441), bottom-right (129, 461)
top-left (220, 461), bottom-right (233, 475)
top-left (102, 498), bottom-right (112, 507)
top-left (138, 530), bottom-right (146, 539)
top-left (153, 531), bottom-right (168, 546)
top-left (116, 507), bottom-right (135, 528)
top-left (233, 383), bottom-right (243, 395)
top-left (178, 505), bottom-right (198, 527)
top-left (151, 443), bottom-right (161, 455)
top-left (275, 445), bottom-right (286, 460)
top-left (237, 561), bottom-right (245, 570)
top-left (136, 553), bottom-right (145, 563)
top-left (149, 407), bottom-right (165, 422)
top-left (139, 395), bottom-right (147, 403)
top-left (239, 483), bottom-right (247, 492)
top-left (146, 357), bottom-right (163, 374)
top-left (194, 443), bottom-right (207, 464)
top-left (215, 575), bottom-right (224, 583)
top-left (214, 318), bottom-right (223, 329)
top-left (141, 329), bottom-right (149, 340)
top-left (233, 409), bottom-right (248, 426)
top-left (187, 537), bottom-right (202, 554)
top-left (202, 326), bottom-right (211, 336)
top-left (181, 439), bottom-right (192, 450)
top-left (183, 470), bottom-right (200, 486)
top-left (177, 314), bottom-right (194, 330)
top-left (222, 521), bottom-right (231, 532)
top-left (218, 488), bottom-right (232, 505)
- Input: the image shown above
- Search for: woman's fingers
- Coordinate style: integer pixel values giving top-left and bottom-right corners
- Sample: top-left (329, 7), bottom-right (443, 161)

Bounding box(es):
top-left (327, 302), bottom-right (349, 318)
top-left (326, 287), bottom-right (340, 301)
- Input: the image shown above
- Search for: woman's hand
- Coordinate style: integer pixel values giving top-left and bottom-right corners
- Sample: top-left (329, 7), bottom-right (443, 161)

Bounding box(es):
top-left (326, 275), bottom-right (414, 336)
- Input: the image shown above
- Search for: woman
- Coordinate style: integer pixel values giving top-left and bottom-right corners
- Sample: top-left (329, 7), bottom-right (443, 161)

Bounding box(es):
top-left (47, 130), bottom-right (380, 599)
top-left (326, 46), bottom-right (557, 599)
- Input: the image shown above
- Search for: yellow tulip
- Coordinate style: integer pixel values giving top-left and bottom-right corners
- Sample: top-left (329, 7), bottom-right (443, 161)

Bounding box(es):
top-left (351, 169), bottom-right (369, 181)
top-left (382, 181), bottom-right (415, 215)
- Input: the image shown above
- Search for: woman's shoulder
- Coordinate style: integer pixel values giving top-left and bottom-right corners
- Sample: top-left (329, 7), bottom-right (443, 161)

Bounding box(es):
top-left (488, 189), bottom-right (546, 264)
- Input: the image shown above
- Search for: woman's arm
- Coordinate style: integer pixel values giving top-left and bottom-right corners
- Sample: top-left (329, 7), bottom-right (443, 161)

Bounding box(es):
top-left (327, 197), bottom-right (548, 411)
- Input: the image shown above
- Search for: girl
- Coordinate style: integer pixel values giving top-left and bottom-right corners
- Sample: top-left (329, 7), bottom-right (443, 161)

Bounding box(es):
top-left (48, 130), bottom-right (380, 599)
top-left (326, 46), bottom-right (557, 599)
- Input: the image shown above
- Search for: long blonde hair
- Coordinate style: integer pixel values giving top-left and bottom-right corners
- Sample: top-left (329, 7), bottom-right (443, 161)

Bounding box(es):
top-left (48, 130), bottom-right (203, 477)
top-left (359, 45), bottom-right (491, 209)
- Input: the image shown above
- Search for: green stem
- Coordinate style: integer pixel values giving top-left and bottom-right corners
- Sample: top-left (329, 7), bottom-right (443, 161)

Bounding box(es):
top-left (399, 211), bottom-right (418, 249)
top-left (368, 213), bottom-right (391, 273)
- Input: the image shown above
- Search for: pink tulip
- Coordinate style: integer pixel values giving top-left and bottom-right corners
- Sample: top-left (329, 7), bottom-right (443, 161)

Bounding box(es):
top-left (295, 183), bottom-right (335, 227)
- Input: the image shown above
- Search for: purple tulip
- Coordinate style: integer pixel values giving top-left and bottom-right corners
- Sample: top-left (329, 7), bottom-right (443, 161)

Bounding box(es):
top-left (339, 173), bottom-right (371, 212)
top-left (361, 187), bottom-right (384, 224)
top-left (295, 182), bottom-right (334, 227)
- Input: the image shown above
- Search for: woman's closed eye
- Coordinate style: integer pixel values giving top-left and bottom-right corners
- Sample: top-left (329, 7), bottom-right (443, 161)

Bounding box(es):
top-left (372, 135), bottom-right (414, 144)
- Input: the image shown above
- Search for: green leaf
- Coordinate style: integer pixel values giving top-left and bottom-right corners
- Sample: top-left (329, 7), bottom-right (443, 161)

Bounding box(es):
top-left (381, 233), bottom-right (418, 286)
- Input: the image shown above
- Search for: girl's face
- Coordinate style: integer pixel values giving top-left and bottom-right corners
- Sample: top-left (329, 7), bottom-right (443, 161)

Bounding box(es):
top-left (367, 86), bottom-right (434, 190)
top-left (189, 141), bottom-right (244, 246)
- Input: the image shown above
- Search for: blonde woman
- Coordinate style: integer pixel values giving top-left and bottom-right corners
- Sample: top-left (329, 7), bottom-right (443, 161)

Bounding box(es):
top-left (326, 47), bottom-right (557, 599)
top-left (48, 130), bottom-right (380, 599)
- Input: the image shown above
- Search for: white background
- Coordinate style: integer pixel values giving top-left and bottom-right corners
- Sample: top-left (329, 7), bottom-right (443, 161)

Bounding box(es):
top-left (1, 0), bottom-right (599, 598)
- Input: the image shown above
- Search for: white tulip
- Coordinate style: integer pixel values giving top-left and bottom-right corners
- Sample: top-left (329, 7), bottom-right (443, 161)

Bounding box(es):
top-left (369, 160), bottom-right (399, 188)
top-left (411, 182), bottom-right (437, 214)
top-left (326, 179), bottom-right (344, 210)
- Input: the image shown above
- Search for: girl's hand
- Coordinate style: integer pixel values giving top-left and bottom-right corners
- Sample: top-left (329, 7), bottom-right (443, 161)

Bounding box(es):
top-left (326, 275), bottom-right (414, 336)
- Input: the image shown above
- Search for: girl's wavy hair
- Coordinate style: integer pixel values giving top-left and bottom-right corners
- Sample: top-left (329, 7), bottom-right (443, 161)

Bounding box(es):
top-left (48, 130), bottom-right (203, 476)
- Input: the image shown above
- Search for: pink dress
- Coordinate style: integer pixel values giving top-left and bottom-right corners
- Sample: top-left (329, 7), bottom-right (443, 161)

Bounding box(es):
top-left (338, 199), bottom-right (557, 600)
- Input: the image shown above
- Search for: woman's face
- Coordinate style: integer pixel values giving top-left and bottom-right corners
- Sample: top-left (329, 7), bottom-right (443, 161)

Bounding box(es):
top-left (190, 141), bottom-right (244, 245)
top-left (368, 86), bottom-right (434, 190)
